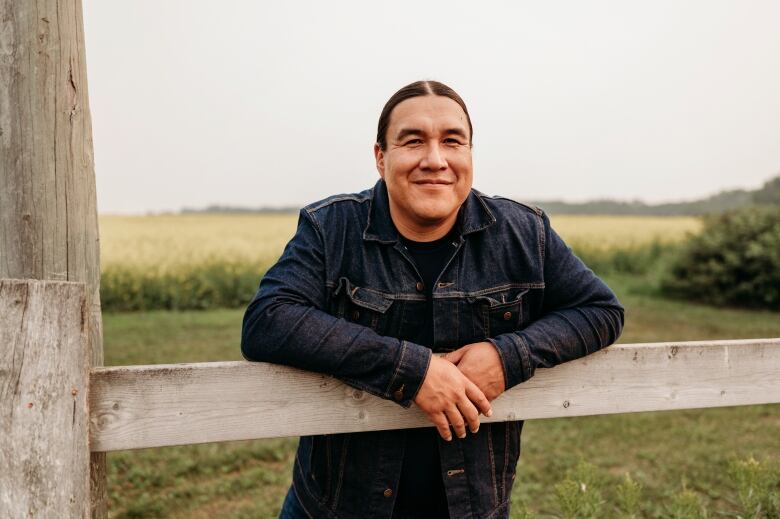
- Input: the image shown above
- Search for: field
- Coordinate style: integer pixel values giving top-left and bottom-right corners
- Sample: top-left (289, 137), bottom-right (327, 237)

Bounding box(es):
top-left (99, 213), bottom-right (701, 270)
top-left (98, 214), bottom-right (701, 311)
top-left (99, 213), bottom-right (779, 518)
top-left (100, 214), bottom-right (299, 272)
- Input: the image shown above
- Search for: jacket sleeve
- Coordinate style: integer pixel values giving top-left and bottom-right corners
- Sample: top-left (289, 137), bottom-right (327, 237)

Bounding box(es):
top-left (488, 211), bottom-right (625, 391)
top-left (241, 209), bottom-right (432, 408)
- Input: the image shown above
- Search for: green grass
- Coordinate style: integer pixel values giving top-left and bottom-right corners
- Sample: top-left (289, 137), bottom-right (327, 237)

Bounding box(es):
top-left (103, 275), bottom-right (780, 518)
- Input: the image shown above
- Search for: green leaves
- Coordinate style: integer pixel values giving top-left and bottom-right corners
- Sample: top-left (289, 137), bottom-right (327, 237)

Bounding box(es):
top-left (662, 207), bottom-right (780, 310)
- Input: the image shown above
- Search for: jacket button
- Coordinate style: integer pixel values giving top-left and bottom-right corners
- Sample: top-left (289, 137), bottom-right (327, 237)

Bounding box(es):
top-left (503, 311), bottom-right (512, 321)
top-left (393, 387), bottom-right (404, 401)
top-left (351, 310), bottom-right (360, 320)
top-left (383, 488), bottom-right (393, 498)
top-left (415, 281), bottom-right (424, 292)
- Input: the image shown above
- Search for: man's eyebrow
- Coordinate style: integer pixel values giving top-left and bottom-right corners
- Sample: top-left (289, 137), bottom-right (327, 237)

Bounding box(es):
top-left (395, 127), bottom-right (468, 140)
top-left (443, 128), bottom-right (468, 138)
top-left (395, 128), bottom-right (424, 141)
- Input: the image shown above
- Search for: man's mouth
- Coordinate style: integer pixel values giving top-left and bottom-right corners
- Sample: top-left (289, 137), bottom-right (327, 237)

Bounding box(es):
top-left (413, 179), bottom-right (453, 186)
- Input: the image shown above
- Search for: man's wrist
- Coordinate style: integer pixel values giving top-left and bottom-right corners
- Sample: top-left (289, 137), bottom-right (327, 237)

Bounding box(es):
top-left (387, 341), bottom-right (432, 408)
top-left (486, 335), bottom-right (525, 391)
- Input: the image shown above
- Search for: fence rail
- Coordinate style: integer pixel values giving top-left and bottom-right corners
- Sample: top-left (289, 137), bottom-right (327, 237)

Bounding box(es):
top-left (89, 337), bottom-right (780, 452)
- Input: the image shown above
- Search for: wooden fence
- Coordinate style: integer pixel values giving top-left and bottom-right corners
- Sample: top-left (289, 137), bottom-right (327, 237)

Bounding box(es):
top-left (2, 277), bottom-right (779, 516)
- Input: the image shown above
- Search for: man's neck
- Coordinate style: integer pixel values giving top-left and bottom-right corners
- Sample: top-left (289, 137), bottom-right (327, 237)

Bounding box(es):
top-left (389, 208), bottom-right (460, 243)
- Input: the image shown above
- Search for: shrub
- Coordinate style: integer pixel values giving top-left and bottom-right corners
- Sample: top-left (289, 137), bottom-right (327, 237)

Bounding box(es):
top-left (573, 240), bottom-right (679, 277)
top-left (100, 261), bottom-right (268, 312)
top-left (661, 207), bottom-right (780, 310)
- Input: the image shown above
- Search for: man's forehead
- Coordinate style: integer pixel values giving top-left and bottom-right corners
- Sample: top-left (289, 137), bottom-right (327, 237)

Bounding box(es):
top-left (388, 96), bottom-right (469, 136)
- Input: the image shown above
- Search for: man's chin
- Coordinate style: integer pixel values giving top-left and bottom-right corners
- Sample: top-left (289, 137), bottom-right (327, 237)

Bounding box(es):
top-left (412, 207), bottom-right (459, 227)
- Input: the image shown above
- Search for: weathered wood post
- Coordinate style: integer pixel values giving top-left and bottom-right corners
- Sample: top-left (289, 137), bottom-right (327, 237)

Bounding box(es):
top-left (0, 280), bottom-right (91, 517)
top-left (0, 1), bottom-right (107, 516)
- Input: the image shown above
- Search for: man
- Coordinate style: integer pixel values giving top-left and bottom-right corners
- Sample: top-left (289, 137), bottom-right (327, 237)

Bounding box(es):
top-left (241, 80), bottom-right (624, 518)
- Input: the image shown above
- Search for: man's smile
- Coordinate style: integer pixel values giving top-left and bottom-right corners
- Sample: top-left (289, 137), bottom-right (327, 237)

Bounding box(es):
top-left (412, 179), bottom-right (454, 186)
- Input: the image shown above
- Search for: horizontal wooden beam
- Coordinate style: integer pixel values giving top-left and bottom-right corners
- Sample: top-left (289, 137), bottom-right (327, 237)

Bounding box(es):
top-left (89, 338), bottom-right (780, 452)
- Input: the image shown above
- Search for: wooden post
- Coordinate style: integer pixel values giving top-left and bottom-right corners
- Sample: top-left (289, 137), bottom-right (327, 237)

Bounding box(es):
top-left (0, 1), bottom-right (107, 516)
top-left (0, 280), bottom-right (91, 518)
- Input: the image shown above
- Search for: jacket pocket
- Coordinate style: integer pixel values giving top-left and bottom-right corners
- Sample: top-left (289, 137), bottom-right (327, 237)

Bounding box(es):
top-left (468, 286), bottom-right (529, 339)
top-left (332, 277), bottom-right (394, 334)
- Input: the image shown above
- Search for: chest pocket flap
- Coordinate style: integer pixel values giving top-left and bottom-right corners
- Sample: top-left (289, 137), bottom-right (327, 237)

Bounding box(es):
top-left (467, 285), bottom-right (531, 338)
top-left (333, 277), bottom-right (394, 332)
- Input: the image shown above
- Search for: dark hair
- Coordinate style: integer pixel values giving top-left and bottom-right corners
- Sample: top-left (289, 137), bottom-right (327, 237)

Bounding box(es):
top-left (376, 80), bottom-right (473, 151)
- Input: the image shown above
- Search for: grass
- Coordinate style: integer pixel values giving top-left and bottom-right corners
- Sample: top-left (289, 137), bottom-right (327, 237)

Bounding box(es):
top-left (102, 275), bottom-right (780, 518)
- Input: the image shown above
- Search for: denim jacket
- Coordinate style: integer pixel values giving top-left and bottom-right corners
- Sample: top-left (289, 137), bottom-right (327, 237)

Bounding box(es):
top-left (241, 179), bottom-right (624, 518)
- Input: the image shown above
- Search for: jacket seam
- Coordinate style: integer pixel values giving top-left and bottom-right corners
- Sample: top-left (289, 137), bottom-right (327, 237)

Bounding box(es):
top-left (487, 425), bottom-right (499, 508)
top-left (486, 194), bottom-right (543, 217)
top-left (330, 435), bottom-right (349, 511)
top-left (306, 194), bottom-right (370, 214)
top-left (385, 340), bottom-right (408, 398)
top-left (290, 479), bottom-right (316, 519)
top-left (502, 423), bottom-right (509, 502)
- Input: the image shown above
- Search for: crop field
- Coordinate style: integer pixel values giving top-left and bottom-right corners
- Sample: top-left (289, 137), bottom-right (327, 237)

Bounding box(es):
top-left (96, 213), bottom-right (703, 312)
top-left (99, 213), bottom-right (702, 270)
top-left (100, 214), bottom-right (300, 272)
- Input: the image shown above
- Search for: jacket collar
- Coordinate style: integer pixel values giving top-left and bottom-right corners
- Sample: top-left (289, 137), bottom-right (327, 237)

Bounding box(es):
top-left (362, 179), bottom-right (496, 243)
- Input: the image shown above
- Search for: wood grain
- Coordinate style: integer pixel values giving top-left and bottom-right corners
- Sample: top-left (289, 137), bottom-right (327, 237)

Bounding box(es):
top-left (0, 1), bottom-right (107, 515)
top-left (90, 338), bottom-right (780, 452)
top-left (0, 280), bottom-right (90, 518)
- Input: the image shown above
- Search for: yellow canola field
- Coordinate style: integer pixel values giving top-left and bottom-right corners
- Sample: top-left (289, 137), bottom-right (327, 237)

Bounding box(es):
top-left (99, 213), bottom-right (702, 271)
top-left (548, 215), bottom-right (701, 251)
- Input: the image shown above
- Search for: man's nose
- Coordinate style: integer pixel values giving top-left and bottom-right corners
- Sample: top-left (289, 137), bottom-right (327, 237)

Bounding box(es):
top-left (421, 143), bottom-right (447, 171)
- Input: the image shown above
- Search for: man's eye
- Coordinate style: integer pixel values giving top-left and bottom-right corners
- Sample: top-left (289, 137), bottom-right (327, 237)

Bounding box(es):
top-left (444, 138), bottom-right (463, 145)
top-left (405, 139), bottom-right (423, 146)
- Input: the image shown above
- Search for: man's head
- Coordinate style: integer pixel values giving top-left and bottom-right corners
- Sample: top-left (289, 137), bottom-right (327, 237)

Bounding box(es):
top-left (374, 81), bottom-right (474, 241)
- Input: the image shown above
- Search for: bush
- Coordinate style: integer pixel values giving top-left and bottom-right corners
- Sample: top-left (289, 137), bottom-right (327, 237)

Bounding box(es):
top-left (100, 261), bottom-right (268, 312)
top-left (573, 240), bottom-right (679, 277)
top-left (661, 207), bottom-right (780, 310)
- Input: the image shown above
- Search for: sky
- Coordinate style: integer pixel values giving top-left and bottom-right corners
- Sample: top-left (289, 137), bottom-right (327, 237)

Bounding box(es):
top-left (82, 1), bottom-right (780, 214)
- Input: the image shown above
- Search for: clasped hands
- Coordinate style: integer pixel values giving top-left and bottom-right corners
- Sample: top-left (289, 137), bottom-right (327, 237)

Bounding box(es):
top-left (412, 342), bottom-right (506, 442)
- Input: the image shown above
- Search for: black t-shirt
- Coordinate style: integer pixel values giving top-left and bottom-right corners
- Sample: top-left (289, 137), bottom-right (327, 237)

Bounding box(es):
top-left (393, 227), bottom-right (459, 519)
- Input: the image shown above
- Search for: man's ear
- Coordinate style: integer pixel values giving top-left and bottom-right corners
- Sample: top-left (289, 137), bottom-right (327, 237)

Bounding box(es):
top-left (373, 143), bottom-right (385, 179)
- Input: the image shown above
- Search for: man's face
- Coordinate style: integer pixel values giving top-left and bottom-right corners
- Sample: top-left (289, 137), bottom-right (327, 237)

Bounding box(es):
top-left (374, 95), bottom-right (473, 238)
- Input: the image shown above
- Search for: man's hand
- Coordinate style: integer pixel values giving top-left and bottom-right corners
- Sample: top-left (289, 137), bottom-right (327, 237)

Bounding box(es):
top-left (413, 355), bottom-right (493, 442)
top-left (444, 342), bottom-right (506, 402)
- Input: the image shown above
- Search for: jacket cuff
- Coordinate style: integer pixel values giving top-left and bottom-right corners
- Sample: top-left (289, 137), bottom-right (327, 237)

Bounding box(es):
top-left (386, 341), bottom-right (432, 408)
top-left (487, 334), bottom-right (532, 391)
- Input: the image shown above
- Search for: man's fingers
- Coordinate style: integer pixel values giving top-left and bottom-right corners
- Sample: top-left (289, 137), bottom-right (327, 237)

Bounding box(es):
top-left (431, 413), bottom-right (452, 442)
top-left (457, 398), bottom-right (481, 434)
top-left (443, 347), bottom-right (467, 365)
top-left (444, 406), bottom-right (467, 440)
top-left (465, 379), bottom-right (493, 417)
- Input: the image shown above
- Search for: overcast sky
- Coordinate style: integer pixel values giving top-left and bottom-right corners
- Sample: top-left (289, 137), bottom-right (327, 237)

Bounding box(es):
top-left (83, 1), bottom-right (780, 214)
